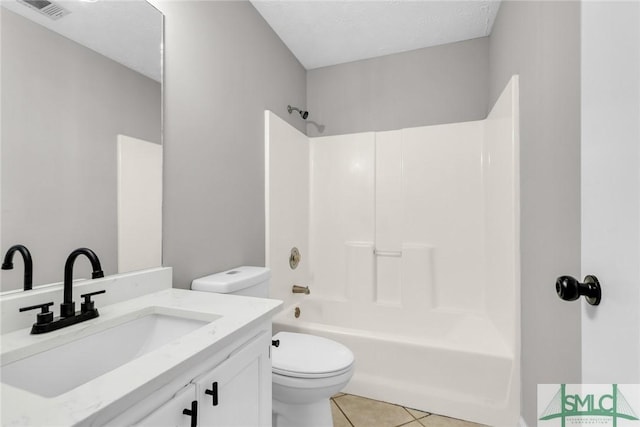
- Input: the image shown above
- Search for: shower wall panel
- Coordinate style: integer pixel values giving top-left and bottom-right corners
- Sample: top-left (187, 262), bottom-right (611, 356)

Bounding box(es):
top-left (309, 133), bottom-right (375, 301)
top-left (265, 76), bottom-right (520, 426)
top-left (265, 111), bottom-right (310, 305)
top-left (308, 121), bottom-right (485, 313)
top-left (375, 130), bottom-right (404, 305)
top-left (483, 77), bottom-right (520, 349)
top-left (401, 122), bottom-right (485, 312)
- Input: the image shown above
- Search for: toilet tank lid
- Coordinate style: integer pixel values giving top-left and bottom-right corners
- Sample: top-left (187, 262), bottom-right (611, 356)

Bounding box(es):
top-left (191, 266), bottom-right (271, 293)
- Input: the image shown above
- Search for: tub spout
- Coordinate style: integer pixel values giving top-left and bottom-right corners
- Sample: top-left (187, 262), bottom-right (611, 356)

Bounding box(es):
top-left (292, 285), bottom-right (310, 295)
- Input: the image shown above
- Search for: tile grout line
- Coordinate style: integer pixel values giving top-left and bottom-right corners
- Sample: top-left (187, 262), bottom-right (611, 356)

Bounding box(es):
top-left (403, 405), bottom-right (433, 423)
top-left (413, 415), bottom-right (432, 427)
top-left (333, 393), bottom-right (484, 427)
top-left (335, 393), bottom-right (420, 427)
top-left (397, 407), bottom-right (431, 427)
top-left (403, 406), bottom-right (418, 421)
top-left (331, 396), bottom-right (355, 427)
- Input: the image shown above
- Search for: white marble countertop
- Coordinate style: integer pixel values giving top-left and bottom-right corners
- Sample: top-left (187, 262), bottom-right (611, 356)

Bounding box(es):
top-left (0, 288), bottom-right (282, 426)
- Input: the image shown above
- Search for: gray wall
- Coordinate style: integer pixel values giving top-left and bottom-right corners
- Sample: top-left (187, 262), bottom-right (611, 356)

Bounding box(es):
top-left (1, 9), bottom-right (161, 291)
top-left (489, 2), bottom-right (582, 425)
top-left (159, 1), bottom-right (306, 289)
top-left (306, 37), bottom-right (489, 137)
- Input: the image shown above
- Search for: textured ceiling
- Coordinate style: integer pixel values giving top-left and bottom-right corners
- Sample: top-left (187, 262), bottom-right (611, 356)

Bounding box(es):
top-left (251, 0), bottom-right (501, 70)
top-left (3, 0), bottom-right (500, 81)
top-left (1, 0), bottom-right (162, 82)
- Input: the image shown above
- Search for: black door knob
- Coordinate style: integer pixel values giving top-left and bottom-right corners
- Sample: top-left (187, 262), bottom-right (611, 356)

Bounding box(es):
top-left (556, 275), bottom-right (601, 305)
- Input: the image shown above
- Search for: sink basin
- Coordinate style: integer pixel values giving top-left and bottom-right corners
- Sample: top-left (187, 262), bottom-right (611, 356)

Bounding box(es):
top-left (1, 312), bottom-right (211, 397)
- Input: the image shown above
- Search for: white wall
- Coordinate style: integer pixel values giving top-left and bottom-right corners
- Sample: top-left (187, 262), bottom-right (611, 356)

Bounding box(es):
top-left (581, 1), bottom-right (640, 383)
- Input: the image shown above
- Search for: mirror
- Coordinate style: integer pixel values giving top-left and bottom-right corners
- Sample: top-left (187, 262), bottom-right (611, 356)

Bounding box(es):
top-left (0, 0), bottom-right (163, 292)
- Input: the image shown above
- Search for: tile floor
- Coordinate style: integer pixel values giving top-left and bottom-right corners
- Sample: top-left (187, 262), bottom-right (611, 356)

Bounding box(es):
top-left (330, 393), bottom-right (487, 427)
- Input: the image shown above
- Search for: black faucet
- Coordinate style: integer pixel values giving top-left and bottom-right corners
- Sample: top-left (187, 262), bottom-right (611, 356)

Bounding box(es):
top-left (2, 244), bottom-right (33, 291)
top-left (19, 247), bottom-right (106, 334)
top-left (60, 248), bottom-right (104, 317)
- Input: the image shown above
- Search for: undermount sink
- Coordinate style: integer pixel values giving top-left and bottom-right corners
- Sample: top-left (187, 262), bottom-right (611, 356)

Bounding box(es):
top-left (1, 312), bottom-right (212, 397)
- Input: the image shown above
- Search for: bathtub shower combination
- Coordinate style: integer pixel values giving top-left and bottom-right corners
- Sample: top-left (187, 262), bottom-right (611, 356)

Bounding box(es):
top-left (265, 77), bottom-right (520, 426)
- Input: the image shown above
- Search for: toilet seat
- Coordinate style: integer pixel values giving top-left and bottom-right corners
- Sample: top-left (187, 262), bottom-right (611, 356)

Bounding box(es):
top-left (272, 332), bottom-right (354, 379)
top-left (274, 365), bottom-right (353, 379)
top-left (272, 365), bottom-right (354, 393)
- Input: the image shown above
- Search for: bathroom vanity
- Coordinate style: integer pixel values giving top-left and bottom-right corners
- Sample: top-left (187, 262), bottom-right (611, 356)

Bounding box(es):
top-left (0, 269), bottom-right (282, 426)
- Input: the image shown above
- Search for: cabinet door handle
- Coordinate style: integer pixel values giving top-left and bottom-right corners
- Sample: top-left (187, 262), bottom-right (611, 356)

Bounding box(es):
top-left (182, 400), bottom-right (198, 427)
top-left (205, 382), bottom-right (218, 406)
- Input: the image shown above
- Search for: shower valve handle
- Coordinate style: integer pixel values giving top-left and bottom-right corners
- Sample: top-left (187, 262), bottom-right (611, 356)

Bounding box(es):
top-left (556, 275), bottom-right (601, 306)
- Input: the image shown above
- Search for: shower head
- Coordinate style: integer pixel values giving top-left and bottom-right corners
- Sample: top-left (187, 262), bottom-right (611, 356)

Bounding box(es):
top-left (287, 105), bottom-right (309, 120)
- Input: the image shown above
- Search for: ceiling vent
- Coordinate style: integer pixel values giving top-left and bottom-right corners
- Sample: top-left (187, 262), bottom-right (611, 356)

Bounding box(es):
top-left (17, 0), bottom-right (71, 20)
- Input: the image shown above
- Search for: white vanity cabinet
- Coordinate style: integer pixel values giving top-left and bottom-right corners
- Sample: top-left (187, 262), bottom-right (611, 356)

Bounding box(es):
top-left (135, 384), bottom-right (197, 427)
top-left (1, 287), bottom-right (283, 427)
top-left (107, 327), bottom-right (272, 427)
top-left (194, 331), bottom-right (271, 426)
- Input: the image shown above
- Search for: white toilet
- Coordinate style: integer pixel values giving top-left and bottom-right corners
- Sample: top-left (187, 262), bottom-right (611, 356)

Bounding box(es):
top-left (192, 266), bottom-right (354, 427)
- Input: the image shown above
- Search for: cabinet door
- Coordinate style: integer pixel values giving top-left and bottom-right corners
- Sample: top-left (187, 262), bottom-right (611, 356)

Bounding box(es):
top-left (195, 332), bottom-right (271, 427)
top-left (135, 383), bottom-right (197, 427)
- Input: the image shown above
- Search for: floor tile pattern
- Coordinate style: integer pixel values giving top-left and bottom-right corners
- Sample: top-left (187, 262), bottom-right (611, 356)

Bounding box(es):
top-left (331, 394), bottom-right (487, 427)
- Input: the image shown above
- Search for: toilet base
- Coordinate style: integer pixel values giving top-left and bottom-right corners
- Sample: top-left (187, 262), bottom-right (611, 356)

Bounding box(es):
top-left (272, 398), bottom-right (333, 427)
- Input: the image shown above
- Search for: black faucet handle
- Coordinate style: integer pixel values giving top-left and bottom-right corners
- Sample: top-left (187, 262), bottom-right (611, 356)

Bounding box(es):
top-left (81, 290), bottom-right (106, 299)
top-left (80, 290), bottom-right (106, 313)
top-left (19, 302), bottom-right (54, 325)
top-left (19, 301), bottom-right (54, 312)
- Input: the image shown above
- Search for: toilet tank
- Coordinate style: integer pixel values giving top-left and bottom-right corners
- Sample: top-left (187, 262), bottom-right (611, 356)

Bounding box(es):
top-left (191, 266), bottom-right (271, 298)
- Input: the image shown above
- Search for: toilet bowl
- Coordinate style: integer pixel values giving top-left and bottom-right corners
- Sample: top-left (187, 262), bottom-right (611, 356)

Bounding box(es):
top-left (191, 267), bottom-right (355, 427)
top-left (271, 332), bottom-right (354, 427)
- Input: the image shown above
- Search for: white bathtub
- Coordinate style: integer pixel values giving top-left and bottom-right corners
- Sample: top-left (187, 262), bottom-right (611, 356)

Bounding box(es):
top-left (272, 298), bottom-right (518, 427)
top-left (265, 78), bottom-right (521, 426)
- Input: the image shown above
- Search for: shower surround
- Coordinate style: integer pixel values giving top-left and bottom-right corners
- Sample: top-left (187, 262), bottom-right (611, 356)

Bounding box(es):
top-left (265, 77), bottom-right (520, 426)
